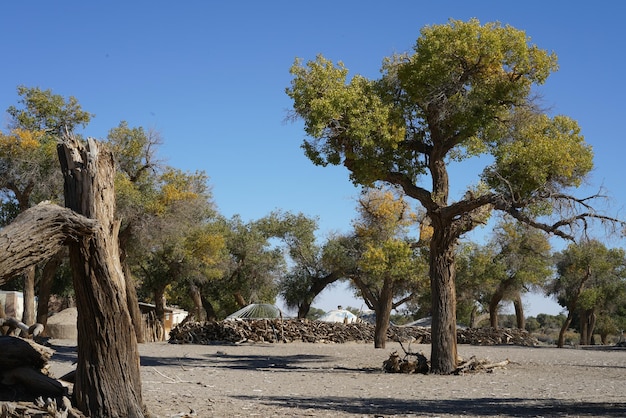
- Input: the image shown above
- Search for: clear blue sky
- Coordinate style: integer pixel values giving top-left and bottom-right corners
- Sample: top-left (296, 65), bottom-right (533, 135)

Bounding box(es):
top-left (2, 1), bottom-right (624, 317)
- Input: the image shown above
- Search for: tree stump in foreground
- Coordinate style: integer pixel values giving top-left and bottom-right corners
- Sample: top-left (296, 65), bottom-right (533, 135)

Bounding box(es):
top-left (58, 135), bottom-right (146, 418)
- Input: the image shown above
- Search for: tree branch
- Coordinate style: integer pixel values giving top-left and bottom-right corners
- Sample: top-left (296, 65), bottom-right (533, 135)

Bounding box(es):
top-left (0, 202), bottom-right (97, 285)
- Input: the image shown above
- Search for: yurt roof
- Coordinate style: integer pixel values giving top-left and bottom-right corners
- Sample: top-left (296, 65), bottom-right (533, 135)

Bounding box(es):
top-left (225, 303), bottom-right (283, 320)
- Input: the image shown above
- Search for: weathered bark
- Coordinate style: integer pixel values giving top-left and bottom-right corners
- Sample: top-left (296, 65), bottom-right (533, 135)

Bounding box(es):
top-left (201, 294), bottom-right (218, 321)
top-left (588, 311), bottom-right (596, 344)
top-left (429, 225), bottom-right (458, 374)
top-left (123, 262), bottom-right (145, 343)
top-left (513, 293), bottom-right (525, 329)
top-left (58, 135), bottom-right (145, 417)
top-left (21, 267), bottom-right (36, 332)
top-left (36, 251), bottom-right (64, 329)
top-left (488, 277), bottom-right (516, 329)
top-left (558, 310), bottom-right (574, 348)
top-left (119, 228), bottom-right (145, 343)
top-left (488, 290), bottom-right (503, 329)
top-left (0, 202), bottom-right (96, 286)
top-left (153, 286), bottom-right (167, 323)
top-left (234, 292), bottom-right (247, 308)
top-left (189, 283), bottom-right (207, 322)
top-left (579, 309), bottom-right (596, 345)
top-left (558, 266), bottom-right (591, 348)
top-left (373, 280), bottom-right (394, 349)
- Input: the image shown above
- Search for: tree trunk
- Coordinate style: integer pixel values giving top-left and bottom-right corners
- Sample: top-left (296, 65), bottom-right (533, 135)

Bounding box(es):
top-left (513, 293), bottom-right (525, 330)
top-left (58, 135), bottom-right (145, 417)
top-left (429, 227), bottom-right (458, 374)
top-left (152, 285), bottom-right (167, 341)
top-left (373, 280), bottom-right (393, 349)
top-left (234, 292), bottom-right (247, 308)
top-left (488, 292), bottom-right (501, 329)
top-left (36, 252), bottom-right (63, 330)
top-left (118, 229), bottom-right (145, 343)
top-left (579, 311), bottom-right (589, 345)
top-left (189, 283), bottom-right (206, 322)
top-left (201, 294), bottom-right (218, 321)
top-left (558, 310), bottom-right (574, 348)
top-left (588, 310), bottom-right (596, 344)
top-left (123, 262), bottom-right (145, 343)
top-left (297, 273), bottom-right (342, 319)
top-left (579, 309), bottom-right (596, 345)
top-left (469, 305), bottom-right (478, 328)
top-left (21, 267), bottom-right (36, 332)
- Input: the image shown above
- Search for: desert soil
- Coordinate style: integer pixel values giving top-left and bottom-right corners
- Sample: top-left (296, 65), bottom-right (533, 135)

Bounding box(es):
top-left (46, 339), bottom-right (625, 417)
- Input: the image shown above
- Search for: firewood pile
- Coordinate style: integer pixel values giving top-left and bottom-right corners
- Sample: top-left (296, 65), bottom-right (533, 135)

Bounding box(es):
top-left (457, 327), bottom-right (539, 346)
top-left (382, 350), bottom-right (511, 375)
top-left (168, 319), bottom-right (539, 346)
top-left (0, 336), bottom-right (84, 418)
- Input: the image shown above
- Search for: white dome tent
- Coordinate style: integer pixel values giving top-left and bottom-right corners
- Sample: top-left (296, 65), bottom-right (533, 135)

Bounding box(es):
top-left (318, 307), bottom-right (358, 323)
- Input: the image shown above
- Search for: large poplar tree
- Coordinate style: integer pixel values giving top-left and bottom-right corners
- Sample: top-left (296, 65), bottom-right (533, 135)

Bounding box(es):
top-left (287, 19), bottom-right (620, 373)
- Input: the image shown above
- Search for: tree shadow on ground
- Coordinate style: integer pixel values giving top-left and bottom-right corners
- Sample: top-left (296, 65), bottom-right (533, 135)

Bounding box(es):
top-left (47, 342), bottom-right (77, 365)
top-left (140, 351), bottom-right (380, 373)
top-left (199, 352), bottom-right (380, 373)
top-left (233, 395), bottom-right (626, 417)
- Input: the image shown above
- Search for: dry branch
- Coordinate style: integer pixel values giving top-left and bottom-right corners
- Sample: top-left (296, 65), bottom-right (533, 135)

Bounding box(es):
top-left (0, 202), bottom-right (96, 286)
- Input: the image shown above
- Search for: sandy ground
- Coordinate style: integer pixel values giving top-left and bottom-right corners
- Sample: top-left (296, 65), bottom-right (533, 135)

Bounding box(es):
top-left (46, 339), bottom-right (626, 418)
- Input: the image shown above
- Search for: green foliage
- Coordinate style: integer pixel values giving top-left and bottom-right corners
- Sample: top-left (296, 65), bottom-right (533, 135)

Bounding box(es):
top-left (0, 85), bottom-right (92, 212)
top-left (490, 219), bottom-right (553, 290)
top-left (525, 317), bottom-right (541, 333)
top-left (350, 188), bottom-right (428, 311)
top-left (287, 19), bottom-right (562, 192)
top-left (548, 240), bottom-right (626, 335)
top-left (485, 111), bottom-right (593, 206)
top-left (7, 85), bottom-right (93, 134)
top-left (200, 215), bottom-right (287, 318)
top-left (535, 313), bottom-right (567, 330)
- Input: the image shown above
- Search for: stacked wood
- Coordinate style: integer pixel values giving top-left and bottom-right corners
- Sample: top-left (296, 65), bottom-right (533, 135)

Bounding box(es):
top-left (169, 319), bottom-right (539, 347)
top-left (457, 327), bottom-right (539, 346)
top-left (0, 336), bottom-right (84, 417)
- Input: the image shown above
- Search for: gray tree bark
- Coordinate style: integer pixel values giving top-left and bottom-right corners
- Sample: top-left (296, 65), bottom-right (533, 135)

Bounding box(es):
top-left (57, 134), bottom-right (146, 417)
top-left (0, 202), bottom-right (95, 286)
